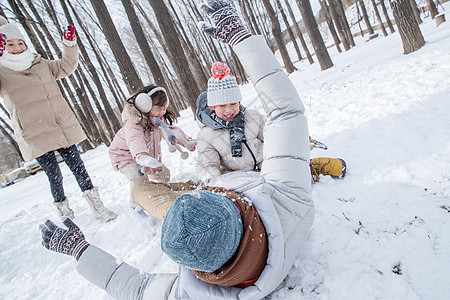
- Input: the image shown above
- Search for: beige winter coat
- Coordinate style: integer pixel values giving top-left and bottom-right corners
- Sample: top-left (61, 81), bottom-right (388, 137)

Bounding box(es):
top-left (197, 108), bottom-right (265, 182)
top-left (0, 44), bottom-right (85, 161)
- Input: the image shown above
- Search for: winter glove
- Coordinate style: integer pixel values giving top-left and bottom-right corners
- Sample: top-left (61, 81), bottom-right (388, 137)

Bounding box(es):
top-left (62, 25), bottom-right (77, 47)
top-left (39, 218), bottom-right (90, 261)
top-left (63, 25), bottom-right (76, 41)
top-left (0, 33), bottom-right (6, 57)
top-left (199, 0), bottom-right (251, 47)
top-left (136, 154), bottom-right (163, 171)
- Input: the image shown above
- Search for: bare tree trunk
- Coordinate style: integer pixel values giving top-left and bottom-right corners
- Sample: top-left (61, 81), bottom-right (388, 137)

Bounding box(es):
top-left (283, 0), bottom-right (314, 64)
top-left (0, 114), bottom-right (22, 159)
top-left (319, 0), bottom-right (342, 53)
top-left (296, 0), bottom-right (334, 70)
top-left (56, 0), bottom-right (121, 137)
top-left (89, 0), bottom-right (143, 93)
top-left (121, 0), bottom-right (180, 116)
top-left (275, 0), bottom-right (303, 62)
top-left (371, 0), bottom-right (389, 36)
top-left (167, 0), bottom-right (208, 92)
top-left (390, 0), bottom-right (425, 54)
top-left (65, 0), bottom-right (124, 111)
top-left (355, 1), bottom-right (365, 36)
top-left (358, 0), bottom-right (375, 34)
top-left (380, 0), bottom-right (396, 33)
top-left (425, 0), bottom-right (439, 19)
top-left (147, 0), bottom-right (201, 111)
top-left (327, 0), bottom-right (350, 50)
top-left (261, 0), bottom-right (296, 73)
top-left (335, 0), bottom-right (356, 46)
top-left (409, 0), bottom-right (423, 24)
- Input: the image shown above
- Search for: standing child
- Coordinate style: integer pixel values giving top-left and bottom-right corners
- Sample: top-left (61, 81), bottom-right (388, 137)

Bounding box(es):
top-left (108, 84), bottom-right (195, 208)
top-left (0, 18), bottom-right (116, 222)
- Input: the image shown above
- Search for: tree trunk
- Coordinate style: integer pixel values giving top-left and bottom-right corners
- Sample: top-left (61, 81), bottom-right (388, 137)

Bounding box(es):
top-left (335, 0), bottom-right (356, 46)
top-left (296, 0), bottom-right (334, 70)
top-left (284, 0), bottom-right (314, 64)
top-left (261, 0), bottom-right (296, 73)
top-left (425, 0), bottom-right (439, 19)
top-left (89, 0), bottom-right (143, 93)
top-left (355, 0), bottom-right (365, 36)
top-left (147, 0), bottom-right (201, 112)
top-left (275, 0), bottom-right (303, 62)
top-left (319, 0), bottom-right (342, 53)
top-left (358, 0), bottom-right (375, 34)
top-left (409, 0), bottom-right (423, 24)
top-left (0, 114), bottom-right (23, 160)
top-left (380, 0), bottom-right (396, 33)
top-left (390, 0), bottom-right (425, 54)
top-left (327, 0), bottom-right (350, 50)
top-left (371, 0), bottom-right (389, 36)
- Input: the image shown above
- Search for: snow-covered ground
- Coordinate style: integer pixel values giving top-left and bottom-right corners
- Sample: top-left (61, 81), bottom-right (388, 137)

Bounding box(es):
top-left (1, 5), bottom-right (450, 299)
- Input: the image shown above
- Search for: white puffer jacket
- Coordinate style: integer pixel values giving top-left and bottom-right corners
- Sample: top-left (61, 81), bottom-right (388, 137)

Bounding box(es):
top-left (76, 35), bottom-right (314, 300)
top-left (197, 108), bottom-right (265, 182)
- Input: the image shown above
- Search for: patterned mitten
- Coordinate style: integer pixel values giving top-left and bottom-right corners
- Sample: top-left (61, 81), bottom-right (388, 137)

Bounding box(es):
top-left (199, 0), bottom-right (251, 46)
top-left (40, 218), bottom-right (90, 261)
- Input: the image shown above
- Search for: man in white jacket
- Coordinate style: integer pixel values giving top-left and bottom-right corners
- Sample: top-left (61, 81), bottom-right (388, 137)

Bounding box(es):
top-left (39, 1), bottom-right (315, 299)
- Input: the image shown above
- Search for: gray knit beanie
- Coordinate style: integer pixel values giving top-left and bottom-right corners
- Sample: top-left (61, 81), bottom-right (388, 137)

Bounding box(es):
top-left (161, 190), bottom-right (243, 272)
top-left (0, 16), bottom-right (26, 42)
top-left (207, 61), bottom-right (242, 107)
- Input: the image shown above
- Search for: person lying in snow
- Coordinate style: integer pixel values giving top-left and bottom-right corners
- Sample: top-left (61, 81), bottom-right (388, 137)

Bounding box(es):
top-left (108, 84), bottom-right (196, 211)
top-left (39, 0), bottom-right (315, 299)
top-left (196, 63), bottom-right (346, 184)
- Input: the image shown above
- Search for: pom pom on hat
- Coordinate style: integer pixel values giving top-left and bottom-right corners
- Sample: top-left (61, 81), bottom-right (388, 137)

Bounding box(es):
top-left (207, 62), bottom-right (242, 107)
top-left (161, 190), bottom-right (243, 272)
top-left (0, 16), bottom-right (26, 42)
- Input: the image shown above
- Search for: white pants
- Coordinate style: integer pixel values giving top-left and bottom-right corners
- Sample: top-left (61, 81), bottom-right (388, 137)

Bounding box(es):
top-left (119, 163), bottom-right (145, 203)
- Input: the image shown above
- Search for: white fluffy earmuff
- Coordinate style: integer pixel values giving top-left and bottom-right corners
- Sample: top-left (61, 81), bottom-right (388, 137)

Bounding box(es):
top-left (134, 87), bottom-right (169, 113)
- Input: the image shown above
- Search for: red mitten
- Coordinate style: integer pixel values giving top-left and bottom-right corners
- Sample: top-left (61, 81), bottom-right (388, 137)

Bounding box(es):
top-left (0, 33), bottom-right (6, 56)
top-left (63, 25), bottom-right (76, 41)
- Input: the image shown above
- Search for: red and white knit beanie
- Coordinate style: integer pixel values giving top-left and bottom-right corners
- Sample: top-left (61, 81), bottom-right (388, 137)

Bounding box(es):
top-left (207, 62), bottom-right (242, 107)
top-left (0, 16), bottom-right (26, 42)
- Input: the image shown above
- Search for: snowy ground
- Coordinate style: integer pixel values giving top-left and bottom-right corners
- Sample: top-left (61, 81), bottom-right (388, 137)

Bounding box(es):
top-left (1, 6), bottom-right (450, 300)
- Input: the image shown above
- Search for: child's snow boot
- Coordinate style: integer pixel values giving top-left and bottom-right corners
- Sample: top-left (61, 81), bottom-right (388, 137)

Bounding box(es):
top-left (310, 157), bottom-right (347, 182)
top-left (54, 197), bottom-right (75, 219)
top-left (82, 187), bottom-right (117, 222)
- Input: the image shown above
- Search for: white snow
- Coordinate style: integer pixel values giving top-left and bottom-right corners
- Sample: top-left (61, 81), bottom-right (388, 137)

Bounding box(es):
top-left (1, 5), bottom-right (450, 299)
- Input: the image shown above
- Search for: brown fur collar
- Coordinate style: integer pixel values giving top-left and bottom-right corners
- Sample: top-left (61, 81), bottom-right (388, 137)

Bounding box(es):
top-left (123, 102), bottom-right (152, 128)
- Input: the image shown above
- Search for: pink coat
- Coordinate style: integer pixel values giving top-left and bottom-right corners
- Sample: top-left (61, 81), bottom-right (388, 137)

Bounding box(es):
top-left (108, 103), bottom-right (163, 171)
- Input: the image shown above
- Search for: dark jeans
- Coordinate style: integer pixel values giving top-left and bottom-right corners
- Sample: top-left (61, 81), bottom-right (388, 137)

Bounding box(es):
top-left (35, 145), bottom-right (94, 203)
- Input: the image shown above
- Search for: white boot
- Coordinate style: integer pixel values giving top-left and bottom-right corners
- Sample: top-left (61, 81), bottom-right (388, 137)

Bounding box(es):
top-left (54, 198), bottom-right (75, 219)
top-left (82, 187), bottom-right (117, 222)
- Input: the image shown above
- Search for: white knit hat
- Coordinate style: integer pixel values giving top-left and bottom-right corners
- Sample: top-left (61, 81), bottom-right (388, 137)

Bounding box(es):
top-left (0, 16), bottom-right (26, 42)
top-left (207, 62), bottom-right (242, 107)
top-left (134, 86), bottom-right (168, 113)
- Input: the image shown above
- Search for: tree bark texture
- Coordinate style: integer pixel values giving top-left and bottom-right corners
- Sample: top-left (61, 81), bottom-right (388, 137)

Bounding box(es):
top-left (296, 0), bottom-right (334, 70)
top-left (390, 0), bottom-right (425, 54)
top-left (90, 0), bottom-right (143, 93)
